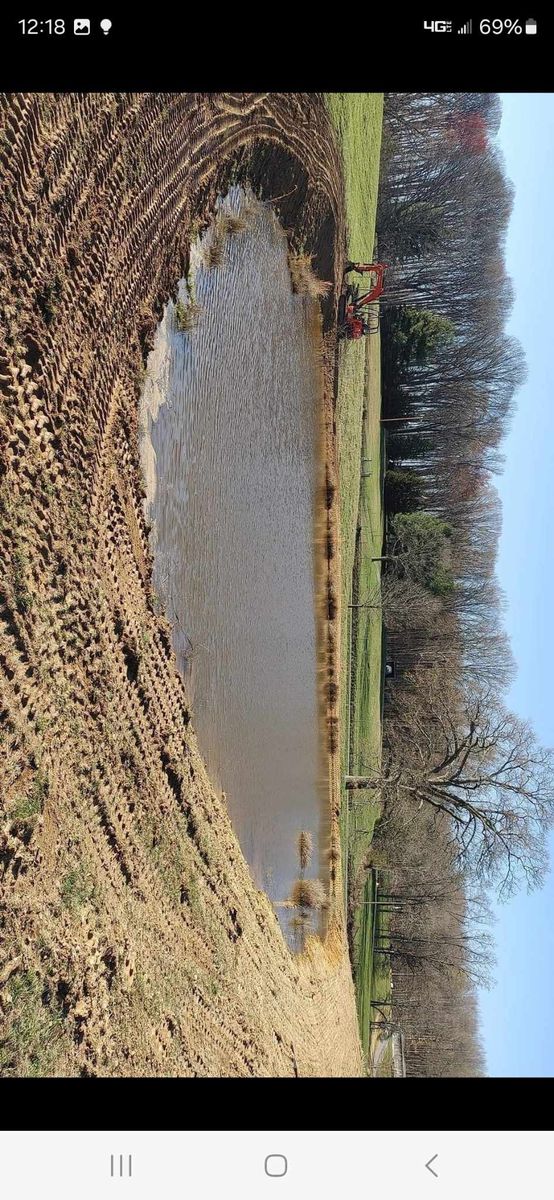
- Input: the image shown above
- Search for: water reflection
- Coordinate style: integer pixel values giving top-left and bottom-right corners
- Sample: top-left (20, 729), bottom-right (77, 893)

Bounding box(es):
top-left (139, 190), bottom-right (329, 944)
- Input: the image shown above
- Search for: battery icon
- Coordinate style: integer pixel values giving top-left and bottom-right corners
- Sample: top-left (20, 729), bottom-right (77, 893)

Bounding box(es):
top-left (525, 17), bottom-right (537, 33)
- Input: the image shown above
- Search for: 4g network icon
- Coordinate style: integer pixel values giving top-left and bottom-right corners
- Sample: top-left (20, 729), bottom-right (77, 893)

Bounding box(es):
top-left (424, 19), bottom-right (453, 32)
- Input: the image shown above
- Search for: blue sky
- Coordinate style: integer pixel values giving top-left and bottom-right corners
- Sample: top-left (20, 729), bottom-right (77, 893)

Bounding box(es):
top-left (478, 93), bottom-right (554, 1076)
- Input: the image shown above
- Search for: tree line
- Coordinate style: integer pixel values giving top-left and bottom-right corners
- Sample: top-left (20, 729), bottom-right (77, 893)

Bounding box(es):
top-left (358, 92), bottom-right (553, 1075)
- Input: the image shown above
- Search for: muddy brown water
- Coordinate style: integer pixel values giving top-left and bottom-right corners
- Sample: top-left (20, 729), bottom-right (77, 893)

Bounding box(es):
top-left (139, 191), bottom-right (329, 945)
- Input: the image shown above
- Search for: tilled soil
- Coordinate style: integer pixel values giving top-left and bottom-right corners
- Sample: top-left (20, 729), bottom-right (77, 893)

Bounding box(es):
top-left (0, 92), bottom-right (362, 1077)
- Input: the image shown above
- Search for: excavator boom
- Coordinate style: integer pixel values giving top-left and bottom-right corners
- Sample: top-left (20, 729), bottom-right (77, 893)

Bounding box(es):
top-left (343, 261), bottom-right (388, 306)
top-left (338, 262), bottom-right (388, 339)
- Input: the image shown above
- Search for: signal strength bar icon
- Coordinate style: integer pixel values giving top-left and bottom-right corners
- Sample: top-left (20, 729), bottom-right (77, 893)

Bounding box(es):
top-left (457, 18), bottom-right (472, 33)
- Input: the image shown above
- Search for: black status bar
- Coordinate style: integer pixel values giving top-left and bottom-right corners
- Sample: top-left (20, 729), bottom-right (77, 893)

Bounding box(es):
top-left (2, 12), bottom-right (551, 91)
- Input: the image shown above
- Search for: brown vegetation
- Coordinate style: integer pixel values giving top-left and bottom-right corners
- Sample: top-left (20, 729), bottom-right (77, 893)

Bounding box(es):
top-left (288, 252), bottom-right (332, 299)
top-left (327, 585), bottom-right (337, 622)
top-left (220, 211), bottom-right (248, 235)
top-left (174, 300), bottom-right (201, 332)
top-left (290, 879), bottom-right (327, 910)
top-left (324, 473), bottom-right (336, 510)
top-left (297, 831), bottom-right (313, 871)
top-left (371, 798), bottom-right (487, 1075)
top-left (0, 92), bottom-right (360, 1078)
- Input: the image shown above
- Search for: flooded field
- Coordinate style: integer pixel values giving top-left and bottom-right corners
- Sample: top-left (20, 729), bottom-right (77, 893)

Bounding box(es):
top-left (139, 191), bottom-right (329, 943)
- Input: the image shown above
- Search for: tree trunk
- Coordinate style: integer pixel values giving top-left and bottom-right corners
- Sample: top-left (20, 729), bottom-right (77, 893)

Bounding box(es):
top-left (345, 776), bottom-right (380, 790)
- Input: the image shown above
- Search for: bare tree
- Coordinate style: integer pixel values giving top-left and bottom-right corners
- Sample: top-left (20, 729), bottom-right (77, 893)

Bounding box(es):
top-left (348, 668), bottom-right (554, 898)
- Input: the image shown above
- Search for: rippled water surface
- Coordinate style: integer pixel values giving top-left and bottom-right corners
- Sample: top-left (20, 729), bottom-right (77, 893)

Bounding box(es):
top-left (140, 191), bottom-right (328, 942)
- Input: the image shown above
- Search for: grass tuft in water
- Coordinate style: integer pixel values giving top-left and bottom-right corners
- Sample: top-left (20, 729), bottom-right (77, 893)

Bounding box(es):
top-left (219, 211), bottom-right (248, 235)
top-left (297, 830), bottom-right (313, 871)
top-left (288, 252), bottom-right (331, 299)
top-left (203, 220), bottom-right (228, 269)
top-left (174, 300), bottom-right (201, 331)
top-left (289, 878), bottom-right (327, 910)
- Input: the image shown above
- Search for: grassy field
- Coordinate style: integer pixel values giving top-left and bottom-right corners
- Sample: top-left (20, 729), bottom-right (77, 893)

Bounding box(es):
top-left (347, 345), bottom-right (389, 1060)
top-left (348, 337), bottom-right (385, 883)
top-left (355, 869), bottom-right (376, 1056)
top-left (326, 93), bottom-right (390, 1064)
top-left (325, 94), bottom-right (384, 635)
top-left (357, 869), bottom-right (393, 1063)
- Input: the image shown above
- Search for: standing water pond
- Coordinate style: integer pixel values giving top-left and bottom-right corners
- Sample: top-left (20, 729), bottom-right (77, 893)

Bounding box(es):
top-left (139, 190), bottom-right (330, 945)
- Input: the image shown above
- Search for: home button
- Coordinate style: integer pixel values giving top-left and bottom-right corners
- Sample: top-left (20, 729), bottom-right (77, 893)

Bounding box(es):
top-left (265, 1155), bottom-right (288, 1177)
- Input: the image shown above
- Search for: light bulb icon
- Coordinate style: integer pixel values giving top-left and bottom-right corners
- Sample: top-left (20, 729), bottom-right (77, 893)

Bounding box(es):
top-left (100, 18), bottom-right (112, 34)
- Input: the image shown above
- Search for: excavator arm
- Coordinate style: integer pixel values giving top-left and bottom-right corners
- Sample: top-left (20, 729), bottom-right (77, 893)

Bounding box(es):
top-left (343, 261), bottom-right (387, 306)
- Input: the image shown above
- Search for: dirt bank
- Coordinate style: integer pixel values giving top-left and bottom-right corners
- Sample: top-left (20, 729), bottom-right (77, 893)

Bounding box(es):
top-left (0, 92), bottom-right (361, 1076)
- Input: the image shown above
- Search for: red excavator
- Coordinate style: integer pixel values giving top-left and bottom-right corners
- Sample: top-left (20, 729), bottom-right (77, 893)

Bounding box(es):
top-left (338, 261), bottom-right (387, 339)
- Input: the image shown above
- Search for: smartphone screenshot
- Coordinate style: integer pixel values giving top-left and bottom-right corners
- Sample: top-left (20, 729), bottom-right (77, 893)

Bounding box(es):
top-left (1, 11), bottom-right (552, 1115)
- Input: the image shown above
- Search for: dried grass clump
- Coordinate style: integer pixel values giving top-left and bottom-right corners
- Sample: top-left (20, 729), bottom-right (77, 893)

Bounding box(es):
top-left (174, 300), bottom-right (201, 331)
top-left (297, 830), bottom-right (313, 871)
top-left (289, 912), bottom-right (311, 930)
top-left (328, 839), bottom-right (340, 867)
top-left (206, 238), bottom-right (225, 269)
top-left (203, 208), bottom-right (250, 267)
top-left (202, 218), bottom-right (228, 269)
top-left (220, 211), bottom-right (248, 235)
top-left (328, 837), bottom-right (340, 884)
top-left (288, 252), bottom-right (331, 299)
top-left (324, 474), bottom-right (335, 509)
top-left (327, 585), bottom-right (337, 622)
top-left (328, 716), bottom-right (339, 754)
top-left (289, 878), bottom-right (327, 910)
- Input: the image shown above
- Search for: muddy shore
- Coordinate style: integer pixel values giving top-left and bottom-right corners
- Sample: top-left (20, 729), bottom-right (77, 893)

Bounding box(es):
top-left (0, 93), bottom-right (361, 1077)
